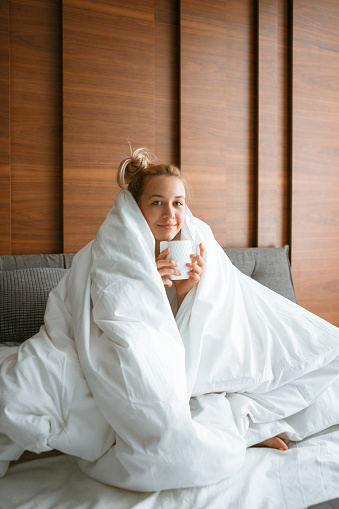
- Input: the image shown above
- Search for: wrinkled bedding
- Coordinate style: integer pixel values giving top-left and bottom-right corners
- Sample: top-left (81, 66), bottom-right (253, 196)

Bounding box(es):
top-left (1, 422), bottom-right (339, 509)
top-left (0, 191), bottom-right (339, 493)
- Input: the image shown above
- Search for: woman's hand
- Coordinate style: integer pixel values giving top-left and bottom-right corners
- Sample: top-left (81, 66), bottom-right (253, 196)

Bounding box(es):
top-left (174, 243), bottom-right (205, 308)
top-left (155, 248), bottom-right (181, 287)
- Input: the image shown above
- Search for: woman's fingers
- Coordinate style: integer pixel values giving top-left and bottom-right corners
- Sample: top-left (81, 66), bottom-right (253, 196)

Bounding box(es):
top-left (194, 243), bottom-right (205, 265)
top-left (198, 243), bottom-right (205, 261)
top-left (187, 261), bottom-right (202, 277)
top-left (157, 259), bottom-right (180, 277)
top-left (188, 270), bottom-right (200, 281)
top-left (157, 258), bottom-right (177, 269)
top-left (156, 248), bottom-right (170, 260)
top-left (156, 252), bottom-right (181, 280)
top-left (190, 244), bottom-right (205, 266)
top-left (187, 243), bottom-right (205, 278)
top-left (155, 249), bottom-right (182, 287)
top-left (186, 262), bottom-right (201, 281)
top-left (158, 267), bottom-right (181, 278)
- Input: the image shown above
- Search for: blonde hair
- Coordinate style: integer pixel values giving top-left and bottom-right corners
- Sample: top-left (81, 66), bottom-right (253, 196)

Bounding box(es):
top-left (117, 147), bottom-right (191, 204)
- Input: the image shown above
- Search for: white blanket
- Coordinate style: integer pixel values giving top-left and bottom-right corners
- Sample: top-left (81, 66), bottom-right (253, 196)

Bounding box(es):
top-left (1, 425), bottom-right (339, 509)
top-left (0, 190), bottom-right (339, 492)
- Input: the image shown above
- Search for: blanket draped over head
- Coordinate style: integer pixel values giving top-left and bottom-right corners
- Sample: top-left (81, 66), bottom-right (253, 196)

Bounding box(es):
top-left (1, 191), bottom-right (339, 491)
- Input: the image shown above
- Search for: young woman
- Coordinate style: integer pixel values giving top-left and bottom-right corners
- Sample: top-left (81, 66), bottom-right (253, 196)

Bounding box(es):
top-left (116, 147), bottom-right (289, 452)
top-left (1, 147), bottom-right (338, 491)
top-left (117, 147), bottom-right (205, 311)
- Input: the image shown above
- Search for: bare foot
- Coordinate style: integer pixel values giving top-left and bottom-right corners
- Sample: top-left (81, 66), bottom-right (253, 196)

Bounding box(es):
top-left (252, 436), bottom-right (288, 451)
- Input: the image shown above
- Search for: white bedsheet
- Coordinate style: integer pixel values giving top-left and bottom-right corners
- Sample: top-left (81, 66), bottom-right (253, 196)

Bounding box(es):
top-left (1, 190), bottom-right (339, 493)
top-left (0, 425), bottom-right (338, 509)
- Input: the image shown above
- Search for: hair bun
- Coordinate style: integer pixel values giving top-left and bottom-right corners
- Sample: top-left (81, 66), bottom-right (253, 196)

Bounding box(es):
top-left (117, 147), bottom-right (156, 189)
top-left (129, 147), bottom-right (154, 173)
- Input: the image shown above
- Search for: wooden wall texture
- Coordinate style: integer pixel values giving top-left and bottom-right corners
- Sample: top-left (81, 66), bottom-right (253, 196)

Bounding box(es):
top-left (0, 0), bottom-right (338, 326)
top-left (292, 0), bottom-right (339, 326)
top-left (1, 0), bottom-right (63, 255)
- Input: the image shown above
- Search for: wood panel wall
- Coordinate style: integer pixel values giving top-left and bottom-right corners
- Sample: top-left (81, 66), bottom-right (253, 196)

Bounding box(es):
top-left (292, 0), bottom-right (339, 325)
top-left (0, 0), bottom-right (338, 326)
top-left (7, 0), bottom-right (63, 254)
top-left (0, 1), bottom-right (10, 255)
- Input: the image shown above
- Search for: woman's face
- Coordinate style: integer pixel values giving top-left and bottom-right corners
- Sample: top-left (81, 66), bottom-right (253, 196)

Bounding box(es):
top-left (138, 176), bottom-right (186, 248)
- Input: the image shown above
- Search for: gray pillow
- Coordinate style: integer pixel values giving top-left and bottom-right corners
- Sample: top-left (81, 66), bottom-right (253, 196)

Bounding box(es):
top-left (224, 246), bottom-right (297, 303)
top-left (0, 268), bottom-right (67, 344)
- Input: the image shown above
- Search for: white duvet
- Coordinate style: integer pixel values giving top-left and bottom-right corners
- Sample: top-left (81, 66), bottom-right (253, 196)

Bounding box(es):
top-left (1, 425), bottom-right (339, 509)
top-left (0, 191), bottom-right (339, 492)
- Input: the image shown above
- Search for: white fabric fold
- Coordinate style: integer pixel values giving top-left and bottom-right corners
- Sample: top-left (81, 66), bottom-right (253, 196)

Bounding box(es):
top-left (0, 190), bottom-right (338, 492)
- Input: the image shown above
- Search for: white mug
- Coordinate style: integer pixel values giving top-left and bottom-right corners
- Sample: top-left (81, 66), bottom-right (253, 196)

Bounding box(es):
top-left (159, 240), bottom-right (198, 280)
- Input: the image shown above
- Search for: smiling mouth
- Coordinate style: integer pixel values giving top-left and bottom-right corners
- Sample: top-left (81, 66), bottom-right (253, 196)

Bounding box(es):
top-left (158, 224), bottom-right (177, 229)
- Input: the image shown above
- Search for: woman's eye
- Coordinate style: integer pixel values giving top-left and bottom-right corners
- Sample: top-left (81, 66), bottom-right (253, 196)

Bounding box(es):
top-left (174, 201), bottom-right (183, 206)
top-left (152, 201), bottom-right (161, 205)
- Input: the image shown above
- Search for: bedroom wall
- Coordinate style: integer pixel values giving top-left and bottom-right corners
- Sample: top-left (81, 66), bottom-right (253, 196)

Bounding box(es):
top-left (0, 0), bottom-right (338, 326)
top-left (0, 0), bottom-right (63, 255)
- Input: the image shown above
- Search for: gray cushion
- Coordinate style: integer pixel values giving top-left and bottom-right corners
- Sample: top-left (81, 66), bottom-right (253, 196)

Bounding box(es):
top-left (0, 268), bottom-right (67, 344)
top-left (0, 253), bottom-right (74, 271)
top-left (224, 245), bottom-right (297, 303)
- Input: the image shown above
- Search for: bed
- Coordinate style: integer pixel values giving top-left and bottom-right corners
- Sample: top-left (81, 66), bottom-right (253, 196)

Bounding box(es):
top-left (0, 247), bottom-right (338, 509)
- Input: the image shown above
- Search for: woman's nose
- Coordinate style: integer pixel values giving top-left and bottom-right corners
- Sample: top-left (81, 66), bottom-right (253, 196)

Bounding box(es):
top-left (163, 206), bottom-right (175, 218)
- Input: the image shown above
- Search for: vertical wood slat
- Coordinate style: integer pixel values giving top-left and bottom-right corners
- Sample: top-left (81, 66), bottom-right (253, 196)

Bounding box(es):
top-left (257, 0), bottom-right (278, 247)
top-left (257, 0), bottom-right (292, 248)
top-left (276, 0), bottom-right (292, 248)
top-left (0, 0), bottom-right (10, 255)
top-left (10, 0), bottom-right (63, 254)
top-left (224, 0), bottom-right (257, 248)
top-left (63, 0), bottom-right (156, 253)
top-left (155, 0), bottom-right (180, 166)
top-left (180, 0), bottom-right (227, 246)
top-left (181, 0), bottom-right (257, 248)
top-left (292, 0), bottom-right (339, 326)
